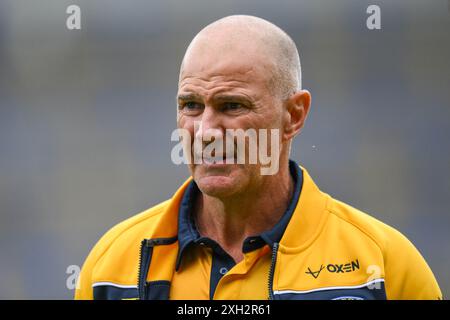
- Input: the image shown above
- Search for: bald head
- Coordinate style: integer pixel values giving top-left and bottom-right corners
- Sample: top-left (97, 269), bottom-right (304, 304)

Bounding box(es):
top-left (180, 15), bottom-right (302, 99)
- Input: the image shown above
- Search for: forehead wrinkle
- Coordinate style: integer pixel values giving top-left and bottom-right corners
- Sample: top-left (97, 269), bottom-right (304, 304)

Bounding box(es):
top-left (178, 85), bottom-right (255, 103)
top-left (179, 67), bottom-right (255, 83)
top-left (179, 66), bottom-right (269, 98)
top-left (178, 74), bottom-right (257, 95)
top-left (180, 77), bottom-right (253, 90)
top-left (180, 50), bottom-right (280, 98)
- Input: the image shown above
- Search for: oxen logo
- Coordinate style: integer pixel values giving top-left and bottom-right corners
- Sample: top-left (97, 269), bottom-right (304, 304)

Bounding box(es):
top-left (306, 259), bottom-right (360, 279)
top-left (305, 265), bottom-right (325, 279)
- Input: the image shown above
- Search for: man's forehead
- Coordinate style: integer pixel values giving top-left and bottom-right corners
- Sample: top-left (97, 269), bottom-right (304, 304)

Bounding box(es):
top-left (179, 47), bottom-right (274, 88)
top-left (180, 61), bottom-right (255, 82)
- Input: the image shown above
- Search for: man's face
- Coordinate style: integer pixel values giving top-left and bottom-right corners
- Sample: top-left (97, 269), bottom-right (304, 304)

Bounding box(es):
top-left (177, 40), bottom-right (284, 198)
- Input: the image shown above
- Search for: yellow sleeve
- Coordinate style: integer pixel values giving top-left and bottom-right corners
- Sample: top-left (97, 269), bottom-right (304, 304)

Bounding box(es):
top-left (74, 228), bottom-right (115, 300)
top-left (383, 227), bottom-right (442, 300)
top-left (74, 242), bottom-right (99, 300)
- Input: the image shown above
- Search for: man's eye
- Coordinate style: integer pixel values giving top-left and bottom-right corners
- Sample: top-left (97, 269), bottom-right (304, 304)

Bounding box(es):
top-left (179, 102), bottom-right (203, 112)
top-left (222, 102), bottom-right (243, 111)
top-left (186, 102), bottom-right (200, 109)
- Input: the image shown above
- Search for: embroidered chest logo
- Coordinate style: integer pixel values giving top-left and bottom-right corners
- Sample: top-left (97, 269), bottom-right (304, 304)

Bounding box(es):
top-left (306, 259), bottom-right (360, 279)
top-left (305, 264), bottom-right (325, 279)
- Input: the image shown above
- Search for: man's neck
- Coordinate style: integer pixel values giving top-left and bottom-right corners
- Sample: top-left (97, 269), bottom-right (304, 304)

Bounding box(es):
top-left (194, 161), bottom-right (294, 263)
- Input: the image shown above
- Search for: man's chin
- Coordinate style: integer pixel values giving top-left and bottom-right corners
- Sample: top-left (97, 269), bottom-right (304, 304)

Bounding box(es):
top-left (195, 175), bottom-right (242, 198)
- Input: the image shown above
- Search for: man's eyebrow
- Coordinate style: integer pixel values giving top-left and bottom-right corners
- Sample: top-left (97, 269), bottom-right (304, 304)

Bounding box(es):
top-left (212, 94), bottom-right (252, 103)
top-left (177, 93), bottom-right (202, 101)
top-left (176, 93), bottom-right (253, 103)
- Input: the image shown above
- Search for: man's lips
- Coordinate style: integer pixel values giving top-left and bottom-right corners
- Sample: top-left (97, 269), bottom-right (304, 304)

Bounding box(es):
top-left (194, 153), bottom-right (236, 164)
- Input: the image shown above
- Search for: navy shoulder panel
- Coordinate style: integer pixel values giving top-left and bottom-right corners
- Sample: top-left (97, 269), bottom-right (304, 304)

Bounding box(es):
top-left (274, 280), bottom-right (386, 300)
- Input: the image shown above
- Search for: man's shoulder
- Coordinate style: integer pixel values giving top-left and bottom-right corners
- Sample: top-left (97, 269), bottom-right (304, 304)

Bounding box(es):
top-left (75, 199), bottom-right (176, 299)
top-left (88, 199), bottom-right (172, 261)
top-left (300, 166), bottom-right (410, 254)
top-left (323, 196), bottom-right (442, 299)
top-left (325, 195), bottom-right (412, 253)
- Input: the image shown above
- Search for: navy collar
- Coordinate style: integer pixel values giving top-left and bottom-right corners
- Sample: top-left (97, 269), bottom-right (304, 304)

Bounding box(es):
top-left (175, 160), bottom-right (303, 271)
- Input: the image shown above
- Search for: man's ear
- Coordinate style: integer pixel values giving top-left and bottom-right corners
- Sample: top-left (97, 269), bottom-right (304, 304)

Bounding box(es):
top-left (283, 90), bottom-right (311, 141)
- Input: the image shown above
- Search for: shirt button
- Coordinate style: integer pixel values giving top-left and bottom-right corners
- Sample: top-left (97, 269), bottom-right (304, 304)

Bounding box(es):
top-left (219, 267), bottom-right (228, 275)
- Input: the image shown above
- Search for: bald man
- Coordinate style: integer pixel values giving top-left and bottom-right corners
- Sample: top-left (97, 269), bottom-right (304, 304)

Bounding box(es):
top-left (75, 15), bottom-right (442, 300)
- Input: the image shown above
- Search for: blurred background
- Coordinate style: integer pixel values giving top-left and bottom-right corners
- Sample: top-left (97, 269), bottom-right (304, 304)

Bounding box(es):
top-left (0, 0), bottom-right (449, 299)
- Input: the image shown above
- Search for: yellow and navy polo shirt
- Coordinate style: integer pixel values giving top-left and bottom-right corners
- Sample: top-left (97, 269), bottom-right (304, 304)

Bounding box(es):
top-left (173, 160), bottom-right (302, 299)
top-left (75, 161), bottom-right (442, 300)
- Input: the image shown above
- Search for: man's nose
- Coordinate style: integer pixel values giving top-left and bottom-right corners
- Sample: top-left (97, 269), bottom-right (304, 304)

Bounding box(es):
top-left (194, 106), bottom-right (224, 142)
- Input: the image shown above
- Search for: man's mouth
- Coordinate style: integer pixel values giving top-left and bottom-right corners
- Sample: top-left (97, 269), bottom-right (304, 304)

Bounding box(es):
top-left (196, 153), bottom-right (236, 165)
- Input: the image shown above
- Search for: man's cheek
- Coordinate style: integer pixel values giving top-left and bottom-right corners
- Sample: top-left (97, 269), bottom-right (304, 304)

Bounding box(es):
top-left (180, 136), bottom-right (194, 164)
